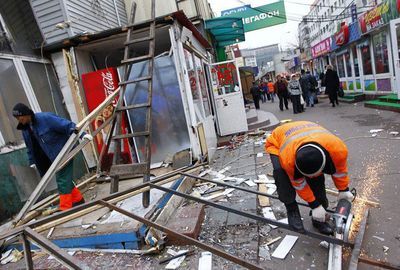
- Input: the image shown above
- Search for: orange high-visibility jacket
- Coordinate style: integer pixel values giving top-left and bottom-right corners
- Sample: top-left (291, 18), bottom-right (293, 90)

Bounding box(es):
top-left (265, 121), bottom-right (349, 203)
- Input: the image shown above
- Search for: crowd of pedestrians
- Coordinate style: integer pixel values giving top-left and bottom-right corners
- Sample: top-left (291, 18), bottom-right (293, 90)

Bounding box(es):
top-left (250, 66), bottom-right (342, 114)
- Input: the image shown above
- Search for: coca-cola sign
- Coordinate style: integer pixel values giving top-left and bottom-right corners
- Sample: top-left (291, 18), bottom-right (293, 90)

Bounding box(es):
top-left (334, 22), bottom-right (349, 46)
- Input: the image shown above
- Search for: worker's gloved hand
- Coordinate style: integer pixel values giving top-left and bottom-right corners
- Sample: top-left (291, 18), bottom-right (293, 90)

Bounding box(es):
top-left (338, 190), bottom-right (354, 202)
top-left (30, 164), bottom-right (36, 169)
top-left (311, 205), bottom-right (327, 222)
top-left (82, 134), bottom-right (93, 141)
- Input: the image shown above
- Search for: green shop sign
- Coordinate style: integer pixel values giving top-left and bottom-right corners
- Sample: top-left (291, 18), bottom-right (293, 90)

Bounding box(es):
top-left (359, 0), bottom-right (400, 34)
top-left (221, 1), bottom-right (287, 33)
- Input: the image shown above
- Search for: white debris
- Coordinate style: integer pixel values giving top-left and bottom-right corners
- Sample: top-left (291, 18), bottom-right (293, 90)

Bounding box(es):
top-left (257, 153), bottom-right (264, 158)
top-left (198, 252), bottom-right (212, 270)
top-left (272, 235), bottom-right (298, 259)
top-left (218, 166), bottom-right (231, 174)
top-left (262, 207), bottom-right (277, 228)
top-left (372, 236), bottom-right (385, 241)
top-left (369, 129), bottom-right (383, 133)
top-left (371, 133), bottom-right (378, 137)
top-left (165, 249), bottom-right (188, 270)
top-left (259, 244), bottom-right (271, 261)
top-left (389, 131), bottom-right (399, 136)
top-left (319, 241), bottom-right (329, 249)
top-left (383, 246), bottom-right (389, 253)
top-left (245, 180), bottom-right (257, 187)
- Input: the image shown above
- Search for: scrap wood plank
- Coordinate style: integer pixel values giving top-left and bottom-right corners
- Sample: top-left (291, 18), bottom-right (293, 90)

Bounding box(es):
top-left (258, 184), bottom-right (270, 207)
top-left (271, 235), bottom-right (298, 259)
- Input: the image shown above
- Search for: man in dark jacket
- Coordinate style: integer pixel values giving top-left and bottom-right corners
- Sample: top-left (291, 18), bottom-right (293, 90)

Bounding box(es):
top-left (250, 81), bottom-right (261, 110)
top-left (324, 65), bottom-right (340, 107)
top-left (275, 75), bottom-right (289, 111)
top-left (13, 103), bottom-right (93, 211)
top-left (299, 70), bottom-right (311, 107)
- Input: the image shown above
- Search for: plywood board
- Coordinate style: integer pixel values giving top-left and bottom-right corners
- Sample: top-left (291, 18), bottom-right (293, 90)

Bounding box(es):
top-left (271, 235), bottom-right (298, 259)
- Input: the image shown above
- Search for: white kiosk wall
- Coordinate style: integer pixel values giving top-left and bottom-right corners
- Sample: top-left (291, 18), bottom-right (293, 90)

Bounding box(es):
top-left (208, 61), bottom-right (248, 136)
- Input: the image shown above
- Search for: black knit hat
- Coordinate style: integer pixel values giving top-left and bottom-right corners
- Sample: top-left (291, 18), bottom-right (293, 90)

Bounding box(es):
top-left (295, 143), bottom-right (326, 177)
top-left (12, 103), bottom-right (34, 117)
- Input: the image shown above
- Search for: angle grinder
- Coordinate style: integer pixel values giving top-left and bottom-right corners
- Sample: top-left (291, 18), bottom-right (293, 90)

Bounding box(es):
top-left (332, 189), bottom-right (356, 241)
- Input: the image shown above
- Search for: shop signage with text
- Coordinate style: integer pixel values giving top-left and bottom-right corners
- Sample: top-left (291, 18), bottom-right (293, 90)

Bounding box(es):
top-left (359, 0), bottom-right (400, 34)
top-left (311, 38), bottom-right (331, 58)
top-left (221, 1), bottom-right (287, 33)
top-left (334, 22), bottom-right (349, 46)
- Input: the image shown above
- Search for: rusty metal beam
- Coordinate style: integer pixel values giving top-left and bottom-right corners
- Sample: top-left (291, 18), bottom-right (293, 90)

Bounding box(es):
top-left (149, 182), bottom-right (353, 247)
top-left (98, 200), bottom-right (263, 270)
top-left (180, 172), bottom-right (335, 213)
top-left (24, 228), bottom-right (89, 270)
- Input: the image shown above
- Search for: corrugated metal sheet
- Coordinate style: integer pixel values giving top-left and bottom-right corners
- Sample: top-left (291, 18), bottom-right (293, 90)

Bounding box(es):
top-left (31, 0), bottom-right (128, 45)
top-left (0, 0), bottom-right (43, 53)
top-left (30, 0), bottom-right (69, 44)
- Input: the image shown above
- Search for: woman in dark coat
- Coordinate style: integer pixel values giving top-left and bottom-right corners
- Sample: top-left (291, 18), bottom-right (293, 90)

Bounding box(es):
top-left (324, 65), bottom-right (340, 107)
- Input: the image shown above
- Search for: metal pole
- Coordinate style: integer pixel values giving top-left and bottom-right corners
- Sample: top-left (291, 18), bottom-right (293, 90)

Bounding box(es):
top-left (20, 232), bottom-right (33, 270)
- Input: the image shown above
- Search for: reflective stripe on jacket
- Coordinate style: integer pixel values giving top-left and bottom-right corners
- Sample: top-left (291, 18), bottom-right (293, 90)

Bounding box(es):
top-left (265, 121), bottom-right (349, 203)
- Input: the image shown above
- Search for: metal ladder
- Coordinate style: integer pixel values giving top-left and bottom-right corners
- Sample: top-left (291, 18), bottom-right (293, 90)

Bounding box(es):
top-left (109, 0), bottom-right (156, 208)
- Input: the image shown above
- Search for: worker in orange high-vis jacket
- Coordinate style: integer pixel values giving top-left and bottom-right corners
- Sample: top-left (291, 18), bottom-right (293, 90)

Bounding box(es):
top-left (13, 103), bottom-right (93, 211)
top-left (265, 121), bottom-right (354, 235)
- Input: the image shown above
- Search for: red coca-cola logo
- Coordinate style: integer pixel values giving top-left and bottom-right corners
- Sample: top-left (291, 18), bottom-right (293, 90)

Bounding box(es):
top-left (101, 71), bottom-right (118, 106)
top-left (335, 22), bottom-right (349, 46)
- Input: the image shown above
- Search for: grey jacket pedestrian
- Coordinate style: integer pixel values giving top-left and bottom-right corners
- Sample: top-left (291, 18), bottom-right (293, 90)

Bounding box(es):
top-left (288, 80), bottom-right (302, 96)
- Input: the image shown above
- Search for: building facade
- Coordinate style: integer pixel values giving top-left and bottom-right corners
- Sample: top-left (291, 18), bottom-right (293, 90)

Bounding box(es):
top-left (299, 0), bottom-right (400, 96)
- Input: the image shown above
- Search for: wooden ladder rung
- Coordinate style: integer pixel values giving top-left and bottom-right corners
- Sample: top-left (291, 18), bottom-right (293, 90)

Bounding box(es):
top-left (119, 76), bottom-right (152, 86)
top-left (112, 131), bottom-right (150, 140)
top-left (117, 103), bottom-right (151, 111)
top-left (110, 162), bottom-right (149, 176)
top-left (121, 54), bottom-right (153, 65)
top-left (125, 36), bottom-right (154, 46)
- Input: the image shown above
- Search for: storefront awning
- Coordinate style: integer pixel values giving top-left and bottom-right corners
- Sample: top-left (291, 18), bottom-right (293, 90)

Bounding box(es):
top-left (205, 17), bottom-right (245, 47)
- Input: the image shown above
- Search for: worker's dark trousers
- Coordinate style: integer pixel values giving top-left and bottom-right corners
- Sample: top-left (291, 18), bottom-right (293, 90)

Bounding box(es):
top-left (270, 154), bottom-right (328, 209)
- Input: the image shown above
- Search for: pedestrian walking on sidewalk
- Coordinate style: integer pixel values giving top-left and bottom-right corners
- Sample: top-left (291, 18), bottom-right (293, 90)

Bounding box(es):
top-left (13, 103), bottom-right (93, 211)
top-left (325, 65), bottom-right (340, 107)
top-left (299, 70), bottom-right (311, 107)
top-left (275, 75), bottom-right (289, 111)
top-left (265, 121), bottom-right (354, 235)
top-left (288, 74), bottom-right (302, 114)
top-left (250, 81), bottom-right (261, 110)
top-left (267, 80), bottom-right (275, 103)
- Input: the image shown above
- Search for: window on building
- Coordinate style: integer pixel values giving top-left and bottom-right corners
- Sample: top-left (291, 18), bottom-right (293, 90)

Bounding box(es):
top-left (372, 31), bottom-right (389, 74)
top-left (360, 41), bottom-right (373, 75)
top-left (337, 55), bottom-right (345, 78)
top-left (344, 51), bottom-right (352, 77)
top-left (0, 58), bottom-right (30, 144)
top-left (194, 56), bottom-right (211, 117)
top-left (23, 62), bottom-right (69, 119)
top-left (352, 45), bottom-right (360, 77)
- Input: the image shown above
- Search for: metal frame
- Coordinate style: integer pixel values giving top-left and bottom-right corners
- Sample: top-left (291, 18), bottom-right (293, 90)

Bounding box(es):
top-left (2, 161), bottom-right (360, 269)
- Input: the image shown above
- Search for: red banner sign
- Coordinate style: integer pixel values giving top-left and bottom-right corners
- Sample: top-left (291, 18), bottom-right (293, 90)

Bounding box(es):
top-left (82, 68), bottom-right (132, 169)
top-left (311, 37), bottom-right (331, 58)
top-left (334, 22), bottom-right (349, 46)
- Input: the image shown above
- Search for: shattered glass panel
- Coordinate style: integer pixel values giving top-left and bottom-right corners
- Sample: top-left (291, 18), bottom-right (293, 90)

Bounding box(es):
top-left (0, 58), bottom-right (30, 144)
top-left (123, 54), bottom-right (190, 164)
top-left (23, 61), bottom-right (69, 119)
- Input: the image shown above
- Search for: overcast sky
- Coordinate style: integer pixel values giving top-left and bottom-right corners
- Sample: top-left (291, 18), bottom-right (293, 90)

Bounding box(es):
top-left (207, 0), bottom-right (315, 50)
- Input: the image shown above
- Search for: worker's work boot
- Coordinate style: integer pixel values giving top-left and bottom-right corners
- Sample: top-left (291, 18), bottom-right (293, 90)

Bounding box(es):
top-left (72, 198), bottom-right (85, 207)
top-left (312, 219), bottom-right (334, 235)
top-left (286, 203), bottom-right (305, 233)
